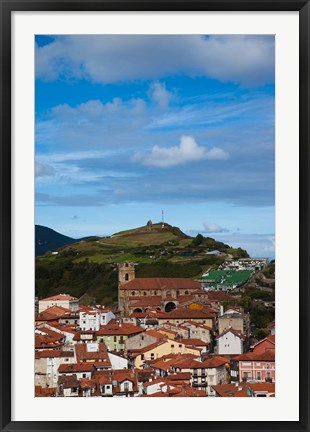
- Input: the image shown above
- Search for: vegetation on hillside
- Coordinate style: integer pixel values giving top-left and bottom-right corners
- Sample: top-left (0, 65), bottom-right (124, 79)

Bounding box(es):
top-left (35, 222), bottom-right (249, 305)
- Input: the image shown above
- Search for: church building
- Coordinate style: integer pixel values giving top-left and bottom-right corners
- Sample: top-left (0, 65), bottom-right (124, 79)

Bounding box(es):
top-left (118, 262), bottom-right (209, 316)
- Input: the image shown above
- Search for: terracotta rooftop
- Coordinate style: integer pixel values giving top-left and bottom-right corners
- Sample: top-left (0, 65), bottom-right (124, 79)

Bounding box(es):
top-left (79, 378), bottom-right (97, 389)
top-left (75, 343), bottom-right (111, 366)
top-left (234, 351), bottom-right (275, 362)
top-left (183, 338), bottom-right (210, 347)
top-left (35, 350), bottom-right (74, 359)
top-left (40, 294), bottom-right (78, 301)
top-left (96, 323), bottom-right (144, 336)
top-left (160, 308), bottom-right (215, 319)
top-left (58, 363), bottom-right (94, 373)
top-left (58, 374), bottom-right (79, 389)
top-left (201, 356), bottom-right (229, 368)
top-left (35, 386), bottom-right (57, 397)
top-left (121, 278), bottom-right (201, 291)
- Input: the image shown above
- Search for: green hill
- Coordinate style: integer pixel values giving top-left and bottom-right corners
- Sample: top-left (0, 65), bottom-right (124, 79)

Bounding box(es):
top-left (35, 222), bottom-right (249, 305)
top-left (35, 225), bottom-right (77, 256)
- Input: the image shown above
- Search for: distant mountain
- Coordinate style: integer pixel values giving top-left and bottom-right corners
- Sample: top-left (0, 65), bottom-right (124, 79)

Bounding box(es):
top-left (35, 225), bottom-right (77, 256)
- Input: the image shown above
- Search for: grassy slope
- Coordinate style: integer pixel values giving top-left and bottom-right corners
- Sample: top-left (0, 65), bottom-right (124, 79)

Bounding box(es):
top-left (36, 223), bottom-right (249, 305)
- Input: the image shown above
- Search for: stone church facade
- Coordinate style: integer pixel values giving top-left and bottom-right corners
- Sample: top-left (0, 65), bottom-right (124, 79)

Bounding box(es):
top-left (118, 262), bottom-right (208, 316)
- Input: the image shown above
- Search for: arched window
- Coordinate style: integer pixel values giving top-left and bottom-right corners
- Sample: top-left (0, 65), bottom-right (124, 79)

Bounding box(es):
top-left (125, 273), bottom-right (129, 281)
top-left (131, 291), bottom-right (135, 296)
top-left (185, 290), bottom-right (189, 295)
top-left (143, 291), bottom-right (147, 296)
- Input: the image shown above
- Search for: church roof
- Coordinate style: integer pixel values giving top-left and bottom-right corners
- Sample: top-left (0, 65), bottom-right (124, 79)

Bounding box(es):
top-left (120, 278), bottom-right (201, 291)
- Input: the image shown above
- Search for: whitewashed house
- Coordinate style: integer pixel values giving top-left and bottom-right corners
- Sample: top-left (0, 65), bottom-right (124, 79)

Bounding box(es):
top-left (216, 328), bottom-right (244, 355)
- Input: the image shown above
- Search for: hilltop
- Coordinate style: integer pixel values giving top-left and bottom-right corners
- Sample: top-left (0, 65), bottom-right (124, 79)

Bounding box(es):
top-left (35, 225), bottom-right (77, 256)
top-left (35, 222), bottom-right (249, 305)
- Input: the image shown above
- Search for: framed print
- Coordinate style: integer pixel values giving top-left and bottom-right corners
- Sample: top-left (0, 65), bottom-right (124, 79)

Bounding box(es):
top-left (1, 0), bottom-right (309, 431)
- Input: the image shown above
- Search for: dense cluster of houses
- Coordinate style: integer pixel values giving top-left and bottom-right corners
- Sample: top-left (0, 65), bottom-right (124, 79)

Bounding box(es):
top-left (35, 264), bottom-right (275, 398)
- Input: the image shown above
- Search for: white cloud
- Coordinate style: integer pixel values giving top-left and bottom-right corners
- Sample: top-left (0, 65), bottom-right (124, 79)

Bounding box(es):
top-left (149, 82), bottom-right (173, 108)
top-left (215, 232), bottom-right (275, 258)
top-left (203, 222), bottom-right (229, 233)
top-left (36, 35), bottom-right (274, 87)
top-left (35, 162), bottom-right (55, 178)
top-left (132, 135), bottom-right (229, 168)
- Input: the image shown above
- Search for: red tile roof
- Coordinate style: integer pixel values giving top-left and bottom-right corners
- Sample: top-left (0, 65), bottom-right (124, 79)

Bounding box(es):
top-left (205, 292), bottom-right (234, 301)
top-left (201, 356), bottom-right (229, 368)
top-left (40, 294), bottom-right (78, 301)
top-left (96, 323), bottom-right (143, 336)
top-left (129, 297), bottom-right (162, 307)
top-left (121, 278), bottom-right (201, 291)
top-left (183, 338), bottom-right (210, 347)
top-left (35, 350), bottom-right (74, 359)
top-left (35, 333), bottom-right (64, 349)
top-left (79, 378), bottom-right (97, 389)
top-left (35, 386), bottom-right (57, 397)
top-left (58, 363), bottom-right (94, 373)
top-left (75, 343), bottom-right (111, 366)
top-left (160, 308), bottom-right (215, 319)
top-left (234, 351), bottom-right (275, 362)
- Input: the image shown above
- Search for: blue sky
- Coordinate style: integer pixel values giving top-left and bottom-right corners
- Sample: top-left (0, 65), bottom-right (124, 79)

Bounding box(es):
top-left (35, 35), bottom-right (275, 258)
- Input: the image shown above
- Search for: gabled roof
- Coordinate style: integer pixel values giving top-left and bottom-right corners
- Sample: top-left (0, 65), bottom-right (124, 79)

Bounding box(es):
top-left (79, 378), bottom-right (97, 389)
top-left (40, 294), bottom-right (78, 301)
top-left (201, 356), bottom-right (229, 368)
top-left (216, 328), bottom-right (245, 340)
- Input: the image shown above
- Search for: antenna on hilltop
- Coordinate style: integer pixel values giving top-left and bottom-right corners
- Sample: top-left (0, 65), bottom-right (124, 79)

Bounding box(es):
top-left (162, 210), bottom-right (165, 228)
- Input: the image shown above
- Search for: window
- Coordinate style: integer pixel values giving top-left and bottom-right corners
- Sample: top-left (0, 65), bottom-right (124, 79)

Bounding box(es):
top-left (166, 291), bottom-right (171, 297)
top-left (266, 363), bottom-right (270, 369)
top-left (143, 291), bottom-right (147, 296)
top-left (114, 336), bottom-right (117, 342)
top-left (154, 291), bottom-right (157, 295)
top-left (151, 353), bottom-right (155, 359)
top-left (83, 373), bottom-right (87, 378)
top-left (106, 385), bottom-right (110, 389)
top-left (124, 382), bottom-right (129, 392)
top-left (125, 273), bottom-right (129, 281)
top-left (171, 344), bottom-right (174, 348)
top-left (141, 354), bottom-right (144, 360)
top-left (257, 372), bottom-right (261, 380)
top-left (131, 291), bottom-right (135, 296)
top-left (242, 361), bottom-right (251, 366)
top-left (185, 291), bottom-right (189, 295)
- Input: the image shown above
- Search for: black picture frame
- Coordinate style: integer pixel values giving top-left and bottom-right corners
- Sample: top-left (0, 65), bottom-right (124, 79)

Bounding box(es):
top-left (1, 1), bottom-right (309, 431)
